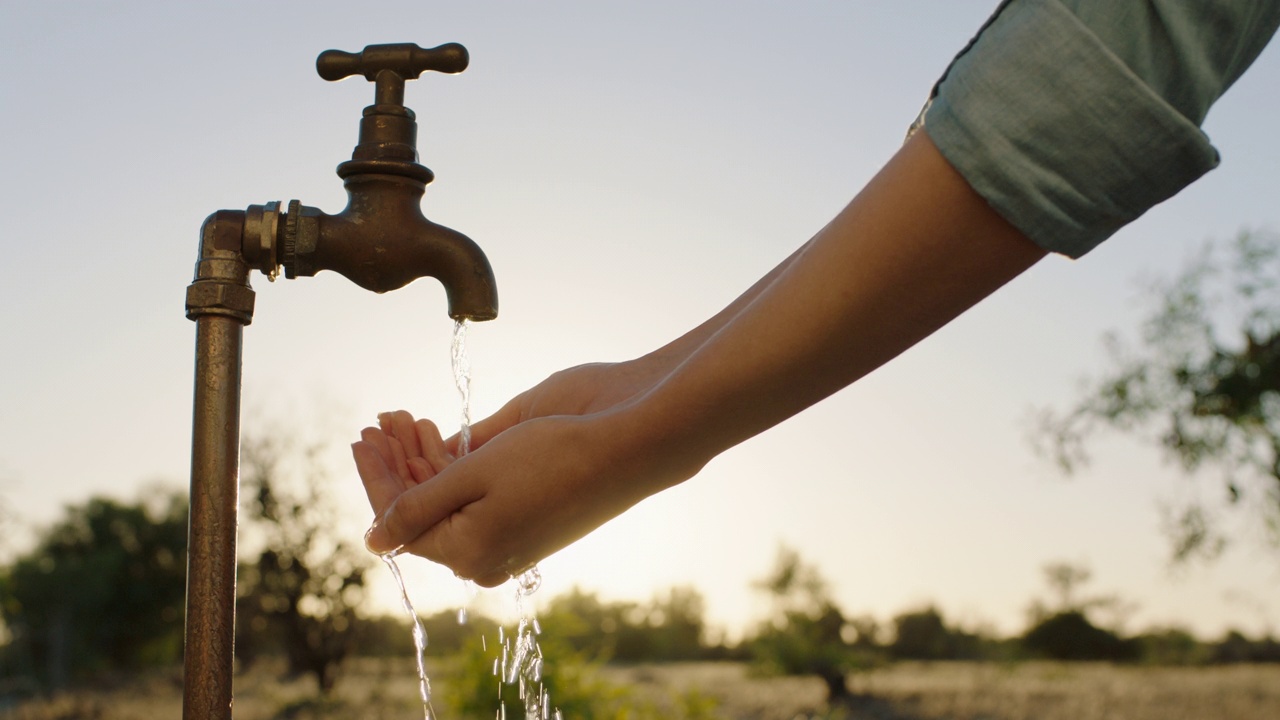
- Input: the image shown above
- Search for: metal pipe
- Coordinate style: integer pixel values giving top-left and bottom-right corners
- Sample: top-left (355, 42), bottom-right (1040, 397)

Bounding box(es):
top-left (183, 314), bottom-right (244, 720)
top-left (183, 211), bottom-right (253, 720)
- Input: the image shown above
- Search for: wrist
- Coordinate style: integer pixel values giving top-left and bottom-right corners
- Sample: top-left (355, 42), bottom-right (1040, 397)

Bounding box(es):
top-left (604, 377), bottom-right (725, 496)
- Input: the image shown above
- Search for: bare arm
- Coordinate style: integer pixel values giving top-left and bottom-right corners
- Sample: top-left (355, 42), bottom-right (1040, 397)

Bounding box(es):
top-left (459, 231), bottom-right (812, 450)
top-left (358, 130), bottom-right (1045, 585)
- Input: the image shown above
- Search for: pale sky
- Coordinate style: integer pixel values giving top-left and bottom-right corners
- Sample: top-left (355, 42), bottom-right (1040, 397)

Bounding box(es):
top-left (3, 1), bottom-right (1279, 641)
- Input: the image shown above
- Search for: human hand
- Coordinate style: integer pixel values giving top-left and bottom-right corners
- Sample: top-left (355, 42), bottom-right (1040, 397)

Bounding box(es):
top-left (456, 355), bottom-right (674, 453)
top-left (355, 403), bottom-right (699, 588)
top-left (352, 410), bottom-right (456, 536)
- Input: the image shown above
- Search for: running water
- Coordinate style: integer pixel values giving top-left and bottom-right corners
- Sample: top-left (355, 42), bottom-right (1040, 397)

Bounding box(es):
top-left (382, 549), bottom-right (435, 720)
top-left (503, 568), bottom-right (552, 719)
top-left (361, 320), bottom-right (476, 720)
top-left (453, 320), bottom-right (558, 720)
top-left (452, 319), bottom-right (473, 457)
top-left (371, 320), bottom-right (559, 720)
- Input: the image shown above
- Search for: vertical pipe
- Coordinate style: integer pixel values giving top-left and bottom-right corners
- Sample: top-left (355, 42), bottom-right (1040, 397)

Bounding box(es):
top-left (183, 314), bottom-right (244, 720)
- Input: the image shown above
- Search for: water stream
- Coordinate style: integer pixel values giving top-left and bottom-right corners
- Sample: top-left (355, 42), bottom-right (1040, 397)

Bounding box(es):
top-left (454, 320), bottom-right (558, 719)
top-left (451, 319), bottom-right (473, 457)
top-left (382, 549), bottom-right (435, 720)
top-left (374, 320), bottom-right (559, 720)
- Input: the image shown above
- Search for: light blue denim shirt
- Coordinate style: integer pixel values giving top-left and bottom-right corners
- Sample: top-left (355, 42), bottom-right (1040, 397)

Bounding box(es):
top-left (917, 0), bottom-right (1280, 257)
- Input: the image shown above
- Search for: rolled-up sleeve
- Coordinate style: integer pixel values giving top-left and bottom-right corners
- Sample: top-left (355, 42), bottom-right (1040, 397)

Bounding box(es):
top-left (921, 0), bottom-right (1280, 258)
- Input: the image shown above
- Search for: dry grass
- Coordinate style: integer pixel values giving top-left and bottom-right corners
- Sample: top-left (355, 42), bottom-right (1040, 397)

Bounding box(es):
top-left (609, 661), bottom-right (1280, 720)
top-left (4, 660), bottom-right (1279, 720)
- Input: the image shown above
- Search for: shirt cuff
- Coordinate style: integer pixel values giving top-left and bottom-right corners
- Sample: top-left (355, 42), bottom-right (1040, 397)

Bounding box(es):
top-left (922, 0), bottom-right (1221, 258)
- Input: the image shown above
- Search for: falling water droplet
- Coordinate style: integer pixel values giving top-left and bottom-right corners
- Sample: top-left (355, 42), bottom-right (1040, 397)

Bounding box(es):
top-left (515, 566), bottom-right (542, 596)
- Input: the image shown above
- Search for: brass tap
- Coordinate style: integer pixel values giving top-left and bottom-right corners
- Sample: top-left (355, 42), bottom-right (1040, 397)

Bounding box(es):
top-left (238, 42), bottom-right (498, 319)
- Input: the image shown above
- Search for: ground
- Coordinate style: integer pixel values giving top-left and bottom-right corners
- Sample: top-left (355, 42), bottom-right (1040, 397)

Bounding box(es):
top-left (3, 660), bottom-right (1279, 720)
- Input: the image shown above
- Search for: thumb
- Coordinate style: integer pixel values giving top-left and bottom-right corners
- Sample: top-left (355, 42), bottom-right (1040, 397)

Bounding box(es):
top-left (363, 461), bottom-right (484, 555)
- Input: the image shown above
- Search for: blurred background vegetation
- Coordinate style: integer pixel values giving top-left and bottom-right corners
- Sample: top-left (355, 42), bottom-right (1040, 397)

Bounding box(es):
top-left (2, 481), bottom-right (1278, 716)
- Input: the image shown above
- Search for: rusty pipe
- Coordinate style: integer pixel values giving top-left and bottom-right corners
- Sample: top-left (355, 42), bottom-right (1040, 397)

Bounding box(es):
top-left (183, 211), bottom-right (252, 720)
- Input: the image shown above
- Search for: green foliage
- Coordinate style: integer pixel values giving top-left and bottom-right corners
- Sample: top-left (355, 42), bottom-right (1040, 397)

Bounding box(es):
top-left (1036, 230), bottom-right (1280, 561)
top-left (235, 431), bottom-right (371, 693)
top-left (1020, 561), bottom-right (1140, 662)
top-left (1211, 629), bottom-right (1280, 663)
top-left (889, 606), bottom-right (985, 661)
top-left (0, 489), bottom-right (187, 688)
top-left (748, 547), bottom-right (876, 703)
top-left (1023, 611), bottom-right (1138, 661)
top-left (442, 626), bottom-right (720, 720)
top-left (1133, 627), bottom-right (1211, 666)
top-left (637, 586), bottom-right (708, 661)
top-left (532, 585), bottom-right (711, 663)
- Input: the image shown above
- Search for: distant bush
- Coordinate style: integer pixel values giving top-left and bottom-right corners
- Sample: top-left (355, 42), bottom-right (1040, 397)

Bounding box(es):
top-left (890, 606), bottom-right (991, 661)
top-left (747, 547), bottom-right (880, 703)
top-left (443, 629), bottom-right (719, 720)
top-left (532, 585), bottom-right (719, 664)
top-left (1212, 630), bottom-right (1280, 664)
top-left (1023, 611), bottom-right (1139, 662)
top-left (1132, 627), bottom-right (1211, 666)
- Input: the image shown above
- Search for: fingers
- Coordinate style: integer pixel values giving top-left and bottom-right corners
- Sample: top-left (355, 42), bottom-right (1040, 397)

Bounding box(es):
top-left (379, 411), bottom-right (455, 472)
top-left (364, 462), bottom-right (486, 556)
top-left (407, 457), bottom-right (435, 485)
top-left (359, 425), bottom-right (409, 487)
top-left (351, 439), bottom-right (400, 515)
top-left (414, 419), bottom-right (454, 473)
top-left (380, 411), bottom-right (422, 463)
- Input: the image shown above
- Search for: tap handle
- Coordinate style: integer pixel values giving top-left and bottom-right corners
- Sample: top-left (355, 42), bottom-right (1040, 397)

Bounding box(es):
top-left (317, 42), bottom-right (468, 83)
top-left (318, 43), bottom-right (468, 108)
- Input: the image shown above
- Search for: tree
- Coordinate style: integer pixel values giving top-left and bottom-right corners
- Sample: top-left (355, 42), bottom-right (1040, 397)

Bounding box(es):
top-left (1022, 561), bottom-right (1137, 661)
top-left (0, 489), bottom-right (187, 689)
top-left (643, 585), bottom-right (707, 661)
top-left (536, 585), bottom-right (710, 663)
top-left (749, 547), bottom-right (873, 704)
top-left (235, 431), bottom-right (370, 693)
top-left (889, 606), bottom-right (983, 661)
top-left (1035, 230), bottom-right (1280, 561)
top-left (1023, 611), bottom-right (1137, 661)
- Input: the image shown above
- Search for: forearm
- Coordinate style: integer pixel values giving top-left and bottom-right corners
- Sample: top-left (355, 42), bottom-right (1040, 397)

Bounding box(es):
top-left (635, 241), bottom-right (811, 370)
top-left (618, 130), bottom-right (1047, 484)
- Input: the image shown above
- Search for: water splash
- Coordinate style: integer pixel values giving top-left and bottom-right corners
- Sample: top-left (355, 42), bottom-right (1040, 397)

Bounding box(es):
top-left (490, 565), bottom-right (556, 719)
top-left (381, 549), bottom-right (434, 720)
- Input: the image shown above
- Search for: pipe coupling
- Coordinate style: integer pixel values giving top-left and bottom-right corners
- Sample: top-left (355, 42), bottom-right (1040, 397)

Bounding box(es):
top-left (185, 281), bottom-right (255, 324)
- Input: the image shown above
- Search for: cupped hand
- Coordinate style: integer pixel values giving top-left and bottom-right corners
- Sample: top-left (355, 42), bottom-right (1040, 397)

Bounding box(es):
top-left (355, 403), bottom-right (696, 588)
top-left (352, 410), bottom-right (455, 532)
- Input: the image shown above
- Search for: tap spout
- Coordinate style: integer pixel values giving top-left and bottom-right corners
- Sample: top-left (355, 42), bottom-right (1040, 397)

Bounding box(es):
top-left (281, 174), bottom-right (498, 320)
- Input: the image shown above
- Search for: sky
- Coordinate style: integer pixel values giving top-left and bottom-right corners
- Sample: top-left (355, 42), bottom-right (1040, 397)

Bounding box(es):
top-left (2, 1), bottom-right (1280, 641)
